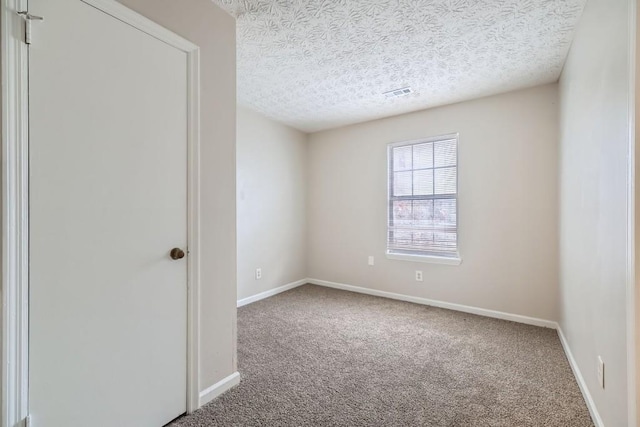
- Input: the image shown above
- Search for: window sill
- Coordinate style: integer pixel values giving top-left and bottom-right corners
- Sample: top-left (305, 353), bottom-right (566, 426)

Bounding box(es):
top-left (386, 252), bottom-right (462, 266)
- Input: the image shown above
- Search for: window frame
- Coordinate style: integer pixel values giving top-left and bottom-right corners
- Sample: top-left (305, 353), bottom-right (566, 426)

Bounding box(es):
top-left (386, 133), bottom-right (461, 265)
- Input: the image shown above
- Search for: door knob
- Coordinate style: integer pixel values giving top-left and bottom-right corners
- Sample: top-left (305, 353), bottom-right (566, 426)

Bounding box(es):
top-left (170, 248), bottom-right (185, 260)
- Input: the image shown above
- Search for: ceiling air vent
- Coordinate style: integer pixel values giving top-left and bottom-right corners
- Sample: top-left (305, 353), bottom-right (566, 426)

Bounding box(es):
top-left (383, 87), bottom-right (413, 98)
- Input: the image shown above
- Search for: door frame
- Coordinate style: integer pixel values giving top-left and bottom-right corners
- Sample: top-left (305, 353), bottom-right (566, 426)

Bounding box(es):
top-left (630, 0), bottom-right (638, 425)
top-left (1, 0), bottom-right (203, 425)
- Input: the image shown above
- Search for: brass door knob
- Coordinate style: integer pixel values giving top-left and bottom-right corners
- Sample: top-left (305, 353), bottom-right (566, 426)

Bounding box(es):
top-left (170, 248), bottom-right (185, 260)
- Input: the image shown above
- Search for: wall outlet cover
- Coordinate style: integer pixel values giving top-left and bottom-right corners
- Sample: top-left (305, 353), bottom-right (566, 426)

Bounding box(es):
top-left (368, 256), bottom-right (374, 266)
top-left (255, 268), bottom-right (262, 280)
top-left (415, 271), bottom-right (423, 281)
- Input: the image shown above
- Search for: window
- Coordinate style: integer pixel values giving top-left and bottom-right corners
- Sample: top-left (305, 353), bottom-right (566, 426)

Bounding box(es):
top-left (387, 135), bottom-right (459, 262)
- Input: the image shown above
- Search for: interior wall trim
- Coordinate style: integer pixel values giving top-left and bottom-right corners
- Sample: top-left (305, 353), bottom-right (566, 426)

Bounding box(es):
top-left (627, 0), bottom-right (638, 425)
top-left (307, 278), bottom-right (557, 328)
top-left (199, 372), bottom-right (240, 407)
top-left (557, 327), bottom-right (605, 427)
top-left (237, 279), bottom-right (308, 308)
top-left (1, 1), bottom-right (30, 426)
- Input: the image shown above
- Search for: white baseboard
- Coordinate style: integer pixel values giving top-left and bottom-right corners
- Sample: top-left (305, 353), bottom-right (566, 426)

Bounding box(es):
top-left (557, 327), bottom-right (604, 427)
top-left (198, 371), bottom-right (240, 407)
top-left (307, 278), bottom-right (557, 329)
top-left (237, 279), bottom-right (308, 307)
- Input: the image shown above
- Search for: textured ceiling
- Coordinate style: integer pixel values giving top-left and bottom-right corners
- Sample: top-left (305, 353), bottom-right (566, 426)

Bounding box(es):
top-left (213, 0), bottom-right (586, 133)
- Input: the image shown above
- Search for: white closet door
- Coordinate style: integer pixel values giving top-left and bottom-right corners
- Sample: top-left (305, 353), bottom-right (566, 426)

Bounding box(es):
top-left (29, 1), bottom-right (189, 425)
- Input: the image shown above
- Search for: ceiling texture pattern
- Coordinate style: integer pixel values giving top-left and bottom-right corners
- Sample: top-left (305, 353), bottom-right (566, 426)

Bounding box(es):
top-left (213, 0), bottom-right (586, 133)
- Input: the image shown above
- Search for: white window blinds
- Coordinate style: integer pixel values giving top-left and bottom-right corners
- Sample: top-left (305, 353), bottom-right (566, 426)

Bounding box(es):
top-left (387, 135), bottom-right (458, 258)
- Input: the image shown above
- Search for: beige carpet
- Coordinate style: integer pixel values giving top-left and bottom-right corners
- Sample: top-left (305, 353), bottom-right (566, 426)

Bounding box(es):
top-left (172, 284), bottom-right (593, 426)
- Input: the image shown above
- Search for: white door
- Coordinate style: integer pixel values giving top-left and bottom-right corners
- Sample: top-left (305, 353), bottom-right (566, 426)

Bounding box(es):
top-left (28, 0), bottom-right (190, 426)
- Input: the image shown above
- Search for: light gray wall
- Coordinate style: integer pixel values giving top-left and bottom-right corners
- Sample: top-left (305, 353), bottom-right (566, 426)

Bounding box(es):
top-left (307, 84), bottom-right (560, 321)
top-left (117, 0), bottom-right (237, 393)
top-left (237, 107), bottom-right (308, 300)
top-left (558, 0), bottom-right (634, 424)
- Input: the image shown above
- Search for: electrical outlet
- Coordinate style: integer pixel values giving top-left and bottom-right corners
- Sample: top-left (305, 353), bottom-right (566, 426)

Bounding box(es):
top-left (368, 256), bottom-right (374, 266)
top-left (255, 268), bottom-right (262, 280)
top-left (597, 356), bottom-right (605, 389)
top-left (415, 270), bottom-right (423, 281)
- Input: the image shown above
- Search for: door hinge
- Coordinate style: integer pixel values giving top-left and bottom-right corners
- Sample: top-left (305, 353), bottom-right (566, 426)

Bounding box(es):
top-left (17, 11), bottom-right (44, 45)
